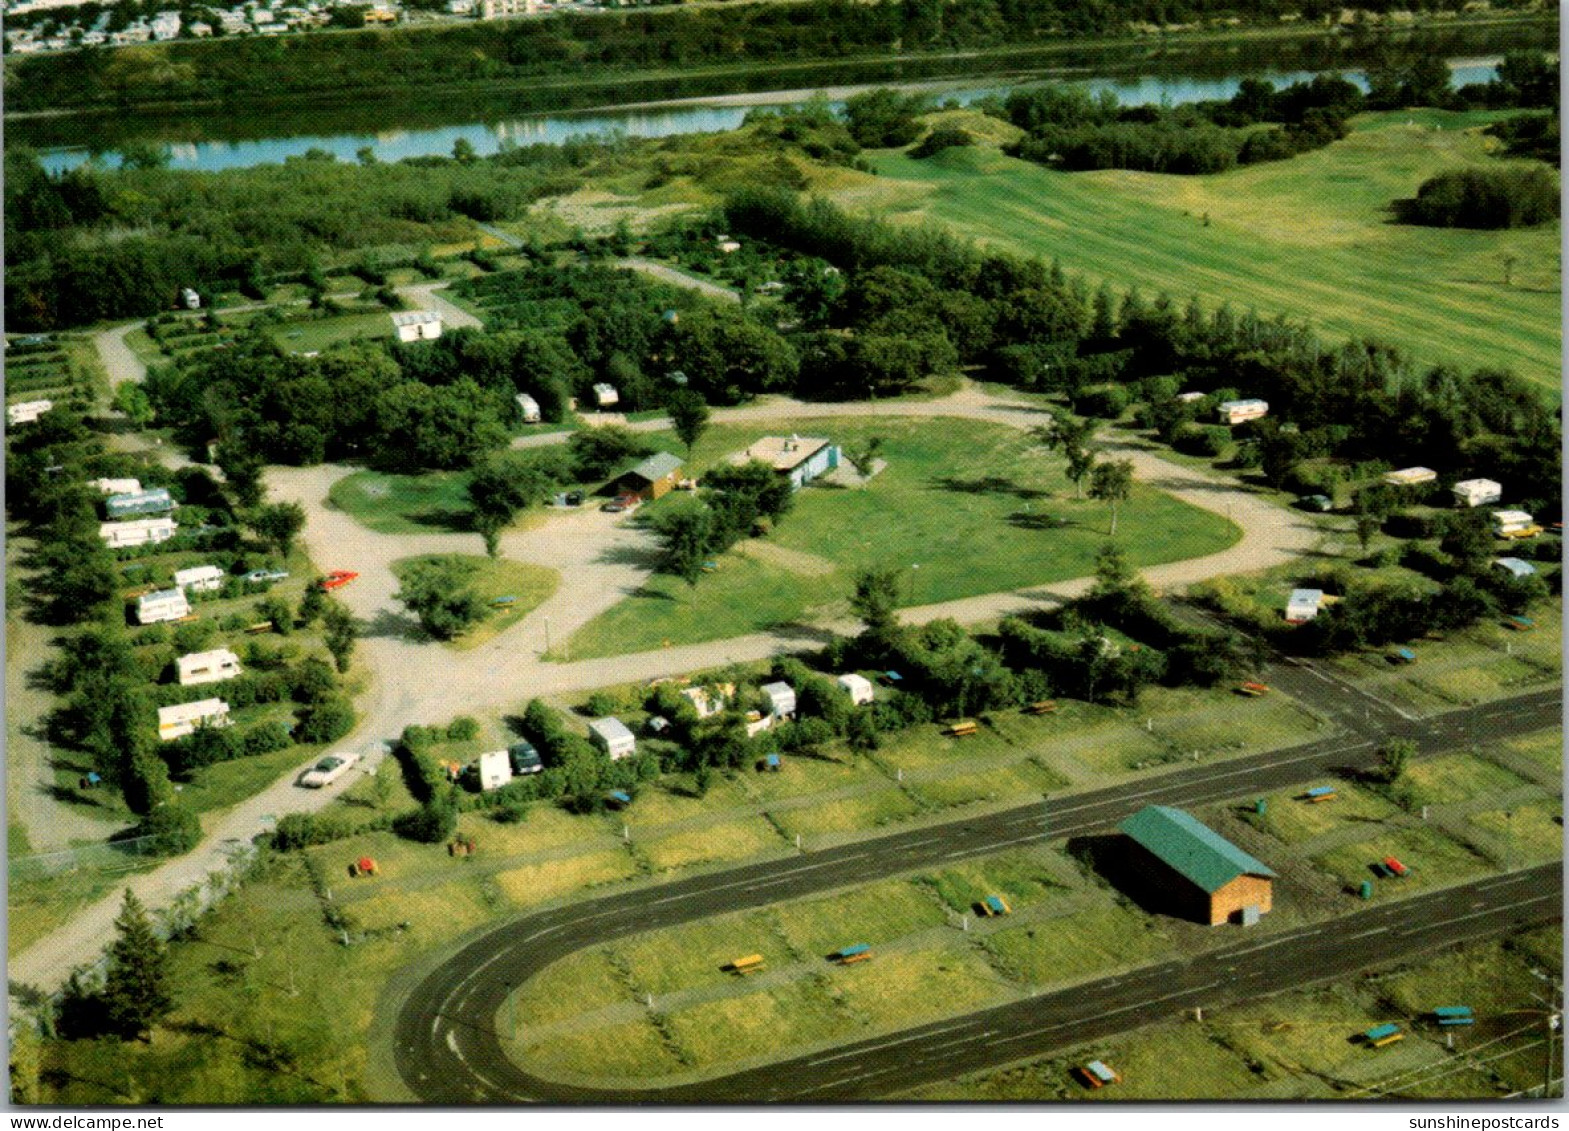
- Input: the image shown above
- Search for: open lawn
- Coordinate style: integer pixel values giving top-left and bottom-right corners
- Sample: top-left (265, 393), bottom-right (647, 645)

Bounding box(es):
top-left (490, 850), bottom-right (640, 909)
top-left (984, 903), bottom-right (1172, 987)
top-left (568, 417), bottom-right (1240, 657)
top-left (1243, 781), bottom-right (1401, 846)
top-left (327, 470), bottom-right (474, 534)
top-left (636, 816), bottom-right (787, 874)
top-left (1387, 753), bottom-right (1529, 811)
top-left (1312, 824), bottom-right (1492, 899)
top-left (912, 847), bottom-right (1071, 916)
top-left (266, 311), bottom-right (395, 355)
top-left (507, 947), bottom-right (631, 1027)
top-left (516, 1015), bottom-right (683, 1082)
top-left (856, 112), bottom-right (1561, 394)
top-left (388, 554), bottom-right (559, 651)
top-left (769, 789), bottom-right (924, 840)
top-left (1464, 803), bottom-right (1564, 870)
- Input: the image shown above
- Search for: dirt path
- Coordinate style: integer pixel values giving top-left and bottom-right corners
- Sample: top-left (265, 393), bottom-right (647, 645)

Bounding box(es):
top-left (10, 384), bottom-right (1322, 991)
top-left (618, 258), bottom-right (741, 304)
top-left (92, 323), bottom-right (147, 389)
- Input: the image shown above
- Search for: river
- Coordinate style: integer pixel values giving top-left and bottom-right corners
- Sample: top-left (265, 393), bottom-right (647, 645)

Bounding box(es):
top-left (28, 23), bottom-right (1548, 174)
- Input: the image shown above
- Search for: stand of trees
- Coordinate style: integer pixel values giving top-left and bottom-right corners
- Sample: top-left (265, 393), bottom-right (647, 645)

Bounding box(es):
top-left (1393, 166), bottom-right (1560, 229)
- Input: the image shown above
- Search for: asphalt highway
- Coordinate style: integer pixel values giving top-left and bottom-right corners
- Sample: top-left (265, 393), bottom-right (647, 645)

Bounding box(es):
top-left (392, 688), bottom-right (1562, 1102)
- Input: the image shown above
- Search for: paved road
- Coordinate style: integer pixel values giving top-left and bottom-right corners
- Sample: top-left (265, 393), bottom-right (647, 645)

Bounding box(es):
top-left (389, 689), bottom-right (1561, 1102)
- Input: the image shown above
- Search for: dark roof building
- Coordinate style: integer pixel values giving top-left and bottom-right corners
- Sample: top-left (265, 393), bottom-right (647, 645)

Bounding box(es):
top-left (613, 451), bottom-right (685, 501)
top-left (1118, 805), bottom-right (1276, 926)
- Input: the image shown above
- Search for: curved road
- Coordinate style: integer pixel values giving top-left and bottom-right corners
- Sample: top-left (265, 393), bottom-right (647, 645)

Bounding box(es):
top-left (390, 688), bottom-right (1562, 1102)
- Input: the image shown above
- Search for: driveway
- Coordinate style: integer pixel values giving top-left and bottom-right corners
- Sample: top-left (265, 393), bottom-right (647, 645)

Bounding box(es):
top-left (11, 385), bottom-right (1323, 991)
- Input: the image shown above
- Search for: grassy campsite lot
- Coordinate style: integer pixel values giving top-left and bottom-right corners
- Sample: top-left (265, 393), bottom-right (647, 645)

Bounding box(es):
top-left (635, 815), bottom-right (789, 874)
top-left (1326, 602), bottom-right (1562, 716)
top-left (1499, 729), bottom-right (1564, 776)
top-left (1384, 752), bottom-right (1530, 811)
top-left (908, 924), bottom-right (1563, 1102)
top-left (388, 553), bottom-right (559, 650)
top-left (327, 469), bottom-right (476, 534)
top-left (1312, 824), bottom-right (1492, 899)
top-left (1241, 780), bottom-right (1401, 846)
top-left (858, 111), bottom-right (1562, 394)
top-left (568, 416), bottom-right (1240, 658)
top-left (1463, 803), bottom-right (1564, 869)
top-left (263, 311), bottom-right (395, 355)
top-left (982, 903), bottom-right (1173, 986)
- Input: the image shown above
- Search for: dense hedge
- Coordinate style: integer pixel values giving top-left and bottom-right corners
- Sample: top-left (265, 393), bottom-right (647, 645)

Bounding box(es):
top-left (1393, 166), bottom-right (1561, 229)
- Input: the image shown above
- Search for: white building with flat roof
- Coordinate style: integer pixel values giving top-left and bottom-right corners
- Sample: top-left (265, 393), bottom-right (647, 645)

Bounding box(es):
top-left (391, 310), bottom-right (442, 342)
top-left (731, 435), bottom-right (842, 490)
top-left (177, 648), bottom-right (242, 686)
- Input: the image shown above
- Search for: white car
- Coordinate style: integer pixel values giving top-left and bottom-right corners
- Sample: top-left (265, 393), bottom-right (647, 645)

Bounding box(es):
top-left (298, 750), bottom-right (360, 788)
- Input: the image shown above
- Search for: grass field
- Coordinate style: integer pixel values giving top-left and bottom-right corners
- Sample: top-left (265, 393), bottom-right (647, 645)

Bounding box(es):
top-left (266, 311), bottom-right (395, 355)
top-left (327, 470), bottom-right (475, 534)
top-left (388, 553), bottom-right (558, 650)
top-left (1386, 753), bottom-right (1529, 811)
top-left (853, 111), bottom-right (1561, 394)
top-left (1313, 824), bottom-right (1492, 899)
top-left (567, 416), bottom-right (1240, 658)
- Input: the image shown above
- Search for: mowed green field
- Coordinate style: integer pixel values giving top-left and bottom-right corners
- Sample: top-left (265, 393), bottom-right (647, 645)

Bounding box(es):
top-left (857, 110), bottom-right (1560, 394)
top-left (567, 416), bottom-right (1240, 658)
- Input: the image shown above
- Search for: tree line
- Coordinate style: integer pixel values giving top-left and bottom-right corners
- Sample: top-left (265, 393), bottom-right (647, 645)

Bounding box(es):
top-left (11, 0), bottom-right (1545, 115)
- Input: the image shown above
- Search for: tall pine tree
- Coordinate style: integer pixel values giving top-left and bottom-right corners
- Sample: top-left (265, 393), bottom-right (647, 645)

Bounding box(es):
top-left (102, 890), bottom-right (173, 1041)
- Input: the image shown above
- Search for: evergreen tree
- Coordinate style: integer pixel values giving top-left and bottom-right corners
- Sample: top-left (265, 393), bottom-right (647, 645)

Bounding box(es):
top-left (101, 890), bottom-right (173, 1041)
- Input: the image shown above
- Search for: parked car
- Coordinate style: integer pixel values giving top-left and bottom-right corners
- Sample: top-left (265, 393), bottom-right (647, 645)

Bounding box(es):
top-left (299, 750), bottom-right (361, 788)
top-left (321, 570), bottom-right (359, 590)
top-left (244, 568), bottom-right (290, 583)
top-left (564, 490), bottom-right (584, 507)
top-left (601, 494), bottom-right (639, 513)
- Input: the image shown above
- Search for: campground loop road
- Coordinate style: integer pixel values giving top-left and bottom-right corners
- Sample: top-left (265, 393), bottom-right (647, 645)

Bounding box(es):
top-left (390, 688), bottom-right (1562, 1103)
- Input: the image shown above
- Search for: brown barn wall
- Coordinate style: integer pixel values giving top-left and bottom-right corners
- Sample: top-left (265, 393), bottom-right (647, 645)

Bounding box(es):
top-left (1124, 842), bottom-right (1210, 923)
top-left (1209, 874), bottom-right (1274, 925)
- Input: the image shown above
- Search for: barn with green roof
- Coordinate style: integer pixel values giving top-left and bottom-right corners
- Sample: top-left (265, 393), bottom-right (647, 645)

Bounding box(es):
top-left (1118, 805), bottom-right (1276, 925)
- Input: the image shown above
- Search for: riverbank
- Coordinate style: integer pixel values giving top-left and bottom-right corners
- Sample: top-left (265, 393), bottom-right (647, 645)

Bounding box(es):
top-left (5, 8), bottom-right (1552, 141)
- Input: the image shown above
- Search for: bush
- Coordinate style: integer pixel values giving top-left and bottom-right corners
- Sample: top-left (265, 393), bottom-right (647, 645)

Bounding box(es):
top-left (295, 694), bottom-right (355, 744)
top-left (137, 802), bottom-right (202, 856)
top-left (1174, 424), bottom-right (1230, 457)
top-left (1071, 384), bottom-right (1130, 419)
top-left (393, 796), bottom-right (459, 844)
top-left (1394, 167), bottom-right (1560, 229)
top-left (445, 716), bottom-right (479, 741)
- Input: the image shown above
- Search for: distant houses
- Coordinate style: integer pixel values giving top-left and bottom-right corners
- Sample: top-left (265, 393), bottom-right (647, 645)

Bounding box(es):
top-left (1119, 805), bottom-right (1276, 926)
top-left (391, 310), bottom-right (443, 342)
top-left (1492, 510), bottom-right (1540, 539)
top-left (731, 435), bottom-right (841, 490)
top-left (101, 517), bottom-right (177, 549)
